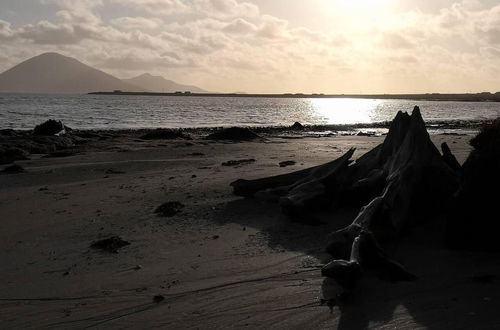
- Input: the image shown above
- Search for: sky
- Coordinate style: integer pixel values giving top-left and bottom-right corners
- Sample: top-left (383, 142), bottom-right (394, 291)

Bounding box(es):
top-left (1, 0), bottom-right (500, 93)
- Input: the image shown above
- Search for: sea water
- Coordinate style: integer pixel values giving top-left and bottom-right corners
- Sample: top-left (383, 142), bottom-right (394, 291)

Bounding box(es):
top-left (1, 93), bottom-right (499, 130)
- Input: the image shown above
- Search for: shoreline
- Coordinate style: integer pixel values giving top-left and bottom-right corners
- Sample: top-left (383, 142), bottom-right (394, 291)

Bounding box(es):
top-left (2, 118), bottom-right (490, 135)
top-left (89, 91), bottom-right (500, 102)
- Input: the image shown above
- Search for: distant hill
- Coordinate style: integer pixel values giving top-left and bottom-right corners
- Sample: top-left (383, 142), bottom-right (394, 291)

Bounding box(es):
top-left (0, 52), bottom-right (144, 94)
top-left (122, 73), bottom-right (207, 93)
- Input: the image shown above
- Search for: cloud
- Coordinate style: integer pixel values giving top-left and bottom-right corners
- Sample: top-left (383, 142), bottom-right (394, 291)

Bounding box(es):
top-left (110, 17), bottom-right (163, 30)
top-left (18, 21), bottom-right (86, 44)
top-left (0, 20), bottom-right (14, 40)
top-left (1, 0), bottom-right (500, 93)
top-left (113, 0), bottom-right (189, 15)
top-left (257, 15), bottom-right (290, 40)
top-left (380, 32), bottom-right (415, 49)
top-left (193, 0), bottom-right (259, 18)
top-left (223, 18), bottom-right (257, 34)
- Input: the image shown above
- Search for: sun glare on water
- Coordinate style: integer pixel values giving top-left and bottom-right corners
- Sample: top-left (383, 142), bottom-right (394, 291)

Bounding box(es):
top-left (309, 98), bottom-right (380, 125)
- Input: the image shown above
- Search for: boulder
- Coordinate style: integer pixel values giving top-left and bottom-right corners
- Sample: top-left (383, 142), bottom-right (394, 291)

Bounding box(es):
top-left (0, 147), bottom-right (29, 164)
top-left (291, 122), bottom-right (305, 130)
top-left (140, 128), bottom-right (191, 140)
top-left (206, 127), bottom-right (261, 141)
top-left (33, 120), bottom-right (67, 136)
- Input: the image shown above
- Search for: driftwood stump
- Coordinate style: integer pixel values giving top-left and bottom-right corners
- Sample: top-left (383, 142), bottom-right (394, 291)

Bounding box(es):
top-left (231, 106), bottom-right (461, 291)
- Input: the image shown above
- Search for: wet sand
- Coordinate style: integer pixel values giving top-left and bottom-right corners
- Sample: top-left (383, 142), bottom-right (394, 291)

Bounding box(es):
top-left (1, 133), bottom-right (499, 329)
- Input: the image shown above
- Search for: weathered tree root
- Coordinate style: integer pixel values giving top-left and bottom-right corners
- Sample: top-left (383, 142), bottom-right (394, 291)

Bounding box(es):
top-left (230, 106), bottom-right (461, 291)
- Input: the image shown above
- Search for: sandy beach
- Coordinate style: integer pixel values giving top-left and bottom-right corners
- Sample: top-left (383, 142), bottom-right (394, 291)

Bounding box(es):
top-left (1, 130), bottom-right (498, 329)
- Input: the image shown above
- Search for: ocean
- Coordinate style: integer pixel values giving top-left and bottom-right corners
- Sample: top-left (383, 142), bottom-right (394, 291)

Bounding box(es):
top-left (1, 93), bottom-right (499, 131)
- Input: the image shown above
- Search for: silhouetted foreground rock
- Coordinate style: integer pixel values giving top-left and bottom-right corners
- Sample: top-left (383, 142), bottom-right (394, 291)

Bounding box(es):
top-left (446, 118), bottom-right (500, 251)
top-left (33, 119), bottom-right (69, 136)
top-left (206, 127), bottom-right (261, 141)
top-left (231, 106), bottom-right (461, 294)
top-left (91, 236), bottom-right (130, 253)
top-left (140, 128), bottom-right (191, 140)
top-left (155, 201), bottom-right (185, 217)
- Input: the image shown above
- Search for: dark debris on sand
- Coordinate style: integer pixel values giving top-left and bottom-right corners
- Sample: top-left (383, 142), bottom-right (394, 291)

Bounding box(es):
top-left (222, 159), bottom-right (256, 167)
top-left (155, 201), bottom-right (185, 217)
top-left (91, 236), bottom-right (130, 253)
top-left (279, 160), bottom-right (296, 167)
top-left (105, 168), bottom-right (126, 174)
top-left (206, 127), bottom-right (261, 141)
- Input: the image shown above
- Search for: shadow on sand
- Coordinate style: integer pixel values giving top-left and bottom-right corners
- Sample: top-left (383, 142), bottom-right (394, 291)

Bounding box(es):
top-left (211, 198), bottom-right (500, 330)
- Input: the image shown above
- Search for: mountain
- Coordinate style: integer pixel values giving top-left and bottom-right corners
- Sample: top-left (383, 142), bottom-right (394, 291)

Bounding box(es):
top-left (122, 73), bottom-right (207, 93)
top-left (0, 52), bottom-right (143, 93)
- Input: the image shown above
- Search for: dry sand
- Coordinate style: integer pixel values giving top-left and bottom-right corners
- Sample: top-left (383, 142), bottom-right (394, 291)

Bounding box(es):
top-left (1, 133), bottom-right (499, 329)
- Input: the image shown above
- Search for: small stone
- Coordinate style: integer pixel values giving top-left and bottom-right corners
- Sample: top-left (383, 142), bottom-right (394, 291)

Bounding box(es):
top-left (221, 159), bottom-right (255, 167)
top-left (90, 236), bottom-right (130, 253)
top-left (279, 160), bottom-right (296, 168)
top-left (155, 201), bottom-right (185, 217)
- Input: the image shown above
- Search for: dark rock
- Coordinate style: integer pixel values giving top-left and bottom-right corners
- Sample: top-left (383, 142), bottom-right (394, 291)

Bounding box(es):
top-left (91, 236), bottom-right (130, 253)
top-left (470, 275), bottom-right (496, 284)
top-left (155, 201), bottom-right (185, 217)
top-left (356, 131), bottom-right (374, 137)
top-left (0, 147), bottom-right (29, 164)
top-left (140, 129), bottom-right (191, 140)
top-left (153, 295), bottom-right (165, 303)
top-left (33, 120), bottom-right (66, 136)
top-left (279, 160), bottom-right (296, 168)
top-left (105, 168), bottom-right (125, 174)
top-left (222, 159), bottom-right (256, 167)
top-left (206, 127), bottom-right (261, 141)
top-left (446, 118), bottom-right (500, 251)
top-left (42, 150), bottom-right (78, 158)
top-left (1, 164), bottom-right (26, 174)
top-left (75, 132), bottom-right (100, 139)
top-left (291, 122), bottom-right (305, 130)
top-left (0, 129), bottom-right (18, 136)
